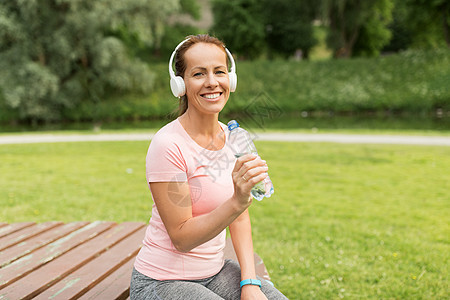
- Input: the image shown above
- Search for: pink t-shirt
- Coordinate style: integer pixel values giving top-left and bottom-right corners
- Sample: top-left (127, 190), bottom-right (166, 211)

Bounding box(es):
top-left (134, 118), bottom-right (236, 280)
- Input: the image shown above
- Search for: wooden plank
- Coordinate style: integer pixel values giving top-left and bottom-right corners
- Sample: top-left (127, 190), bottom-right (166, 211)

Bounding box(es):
top-left (0, 223), bottom-right (8, 229)
top-left (0, 222), bottom-right (35, 238)
top-left (0, 221), bottom-right (115, 290)
top-left (0, 222), bottom-right (271, 300)
top-left (37, 226), bottom-right (145, 300)
top-left (0, 221), bottom-right (62, 251)
top-left (0, 222), bottom-right (144, 300)
top-left (78, 258), bottom-right (135, 300)
top-left (0, 222), bottom-right (89, 267)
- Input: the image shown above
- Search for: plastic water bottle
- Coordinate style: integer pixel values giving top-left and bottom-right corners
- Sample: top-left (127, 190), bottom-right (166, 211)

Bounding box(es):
top-left (227, 120), bottom-right (274, 201)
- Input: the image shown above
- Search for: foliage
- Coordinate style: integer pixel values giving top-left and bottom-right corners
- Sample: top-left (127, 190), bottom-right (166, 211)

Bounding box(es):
top-left (382, 1), bottom-right (414, 52)
top-left (321, 0), bottom-right (394, 57)
top-left (179, 0), bottom-right (202, 20)
top-left (100, 49), bottom-right (450, 120)
top-left (230, 49), bottom-right (450, 115)
top-left (1, 140), bottom-right (449, 299)
top-left (151, 24), bottom-right (204, 62)
top-left (261, 0), bottom-right (319, 59)
top-left (352, 0), bottom-right (394, 57)
top-left (145, 0), bottom-right (203, 61)
top-left (0, 0), bottom-right (180, 122)
top-left (403, 0), bottom-right (450, 48)
top-left (210, 0), bottom-right (266, 59)
top-left (383, 0), bottom-right (450, 51)
top-left (2, 49), bottom-right (448, 125)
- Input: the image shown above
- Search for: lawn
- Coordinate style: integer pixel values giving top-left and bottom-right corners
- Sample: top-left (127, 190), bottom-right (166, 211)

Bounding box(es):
top-left (1, 140), bottom-right (448, 299)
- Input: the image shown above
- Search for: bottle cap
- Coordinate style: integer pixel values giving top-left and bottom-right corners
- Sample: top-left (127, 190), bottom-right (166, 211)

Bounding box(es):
top-left (227, 120), bottom-right (240, 131)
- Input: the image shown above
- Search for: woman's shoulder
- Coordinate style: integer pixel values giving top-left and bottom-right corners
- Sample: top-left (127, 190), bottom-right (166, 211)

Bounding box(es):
top-left (154, 119), bottom-right (177, 135)
top-left (150, 119), bottom-right (186, 148)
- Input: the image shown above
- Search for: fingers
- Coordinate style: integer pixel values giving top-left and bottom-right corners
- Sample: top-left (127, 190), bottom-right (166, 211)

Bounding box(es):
top-left (233, 153), bottom-right (268, 186)
top-left (232, 154), bottom-right (270, 205)
top-left (232, 153), bottom-right (257, 173)
top-left (241, 164), bottom-right (268, 184)
top-left (238, 154), bottom-right (267, 171)
top-left (243, 167), bottom-right (268, 185)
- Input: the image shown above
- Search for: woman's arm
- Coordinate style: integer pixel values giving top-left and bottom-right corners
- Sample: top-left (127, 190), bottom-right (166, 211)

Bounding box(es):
top-left (151, 153), bottom-right (268, 253)
top-left (229, 209), bottom-right (256, 280)
top-left (150, 180), bottom-right (248, 252)
top-left (229, 209), bottom-right (268, 300)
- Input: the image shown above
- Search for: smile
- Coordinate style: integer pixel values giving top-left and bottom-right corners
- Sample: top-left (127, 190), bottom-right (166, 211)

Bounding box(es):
top-left (201, 92), bottom-right (222, 100)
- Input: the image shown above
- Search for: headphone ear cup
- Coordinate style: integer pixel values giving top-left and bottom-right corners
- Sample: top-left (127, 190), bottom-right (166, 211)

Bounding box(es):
top-left (170, 76), bottom-right (186, 97)
top-left (229, 72), bottom-right (237, 92)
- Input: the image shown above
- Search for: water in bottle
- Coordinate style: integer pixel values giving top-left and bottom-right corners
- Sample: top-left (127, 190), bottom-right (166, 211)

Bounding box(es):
top-left (227, 120), bottom-right (274, 201)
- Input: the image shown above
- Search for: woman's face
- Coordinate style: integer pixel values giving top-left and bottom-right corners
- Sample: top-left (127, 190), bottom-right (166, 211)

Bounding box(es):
top-left (183, 43), bottom-right (230, 116)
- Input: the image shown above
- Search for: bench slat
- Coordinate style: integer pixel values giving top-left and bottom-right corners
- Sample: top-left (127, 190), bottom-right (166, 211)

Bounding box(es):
top-left (0, 221), bottom-right (115, 290)
top-left (0, 222), bottom-right (89, 267)
top-left (0, 221), bottom-right (62, 251)
top-left (78, 258), bottom-right (135, 300)
top-left (0, 222), bottom-right (35, 239)
top-left (37, 226), bottom-right (145, 300)
top-left (0, 222), bottom-right (272, 299)
top-left (0, 222), bottom-right (144, 300)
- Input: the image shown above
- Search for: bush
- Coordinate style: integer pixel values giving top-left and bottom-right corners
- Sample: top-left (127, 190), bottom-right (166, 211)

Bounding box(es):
top-left (225, 48), bottom-right (450, 115)
top-left (2, 49), bottom-right (449, 125)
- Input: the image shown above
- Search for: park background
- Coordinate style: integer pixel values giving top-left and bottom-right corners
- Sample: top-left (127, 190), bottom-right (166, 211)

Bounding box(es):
top-left (1, 0), bottom-right (449, 299)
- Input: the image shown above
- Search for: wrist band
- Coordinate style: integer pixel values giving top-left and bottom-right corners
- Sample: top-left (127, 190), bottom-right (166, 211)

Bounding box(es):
top-left (240, 279), bottom-right (262, 288)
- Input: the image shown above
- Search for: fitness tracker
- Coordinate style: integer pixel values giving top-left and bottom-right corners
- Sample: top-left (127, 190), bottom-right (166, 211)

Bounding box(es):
top-left (240, 278), bottom-right (262, 288)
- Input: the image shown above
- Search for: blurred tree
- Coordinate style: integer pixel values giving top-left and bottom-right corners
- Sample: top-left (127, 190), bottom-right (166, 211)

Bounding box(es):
top-left (353, 0), bottom-right (394, 56)
top-left (382, 0), bottom-right (414, 52)
top-left (403, 0), bottom-right (450, 48)
top-left (156, 24), bottom-right (203, 62)
top-left (179, 0), bottom-right (202, 20)
top-left (210, 0), bottom-right (266, 59)
top-left (262, 0), bottom-right (320, 59)
top-left (322, 0), bottom-right (394, 58)
top-left (0, 0), bottom-right (178, 123)
top-left (151, 0), bottom-right (203, 61)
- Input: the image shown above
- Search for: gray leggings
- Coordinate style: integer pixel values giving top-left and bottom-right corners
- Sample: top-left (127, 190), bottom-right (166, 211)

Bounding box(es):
top-left (130, 259), bottom-right (288, 300)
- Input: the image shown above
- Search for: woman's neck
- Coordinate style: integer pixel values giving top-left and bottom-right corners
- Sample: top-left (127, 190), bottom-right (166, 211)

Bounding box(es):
top-left (178, 109), bottom-right (224, 150)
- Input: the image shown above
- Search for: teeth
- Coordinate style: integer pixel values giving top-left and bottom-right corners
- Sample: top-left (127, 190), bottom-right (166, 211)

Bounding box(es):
top-left (203, 93), bottom-right (220, 99)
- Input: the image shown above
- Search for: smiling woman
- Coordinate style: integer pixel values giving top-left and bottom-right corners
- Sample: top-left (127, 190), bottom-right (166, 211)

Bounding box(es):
top-left (170, 34), bottom-right (237, 117)
top-left (130, 34), bottom-right (287, 299)
top-left (182, 42), bottom-right (230, 117)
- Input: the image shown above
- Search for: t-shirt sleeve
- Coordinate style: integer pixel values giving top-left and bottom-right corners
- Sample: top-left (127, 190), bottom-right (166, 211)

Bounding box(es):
top-left (146, 133), bottom-right (188, 183)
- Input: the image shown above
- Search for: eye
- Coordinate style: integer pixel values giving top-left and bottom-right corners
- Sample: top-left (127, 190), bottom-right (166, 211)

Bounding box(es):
top-left (193, 72), bottom-right (204, 77)
top-left (216, 70), bottom-right (226, 75)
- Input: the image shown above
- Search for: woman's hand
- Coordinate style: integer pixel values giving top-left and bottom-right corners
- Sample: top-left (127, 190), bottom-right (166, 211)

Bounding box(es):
top-left (241, 285), bottom-right (268, 300)
top-left (232, 153), bottom-right (268, 206)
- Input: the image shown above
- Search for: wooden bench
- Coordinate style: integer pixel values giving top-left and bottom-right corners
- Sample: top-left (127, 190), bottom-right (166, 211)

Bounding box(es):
top-left (0, 222), bottom-right (270, 299)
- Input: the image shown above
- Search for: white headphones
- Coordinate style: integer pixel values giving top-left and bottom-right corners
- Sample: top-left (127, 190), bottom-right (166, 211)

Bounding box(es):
top-left (168, 38), bottom-right (237, 98)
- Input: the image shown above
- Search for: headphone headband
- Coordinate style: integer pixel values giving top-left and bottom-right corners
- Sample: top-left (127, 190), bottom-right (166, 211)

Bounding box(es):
top-left (168, 38), bottom-right (237, 98)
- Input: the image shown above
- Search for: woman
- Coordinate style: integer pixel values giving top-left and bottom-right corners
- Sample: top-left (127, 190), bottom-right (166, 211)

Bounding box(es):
top-left (130, 34), bottom-right (287, 300)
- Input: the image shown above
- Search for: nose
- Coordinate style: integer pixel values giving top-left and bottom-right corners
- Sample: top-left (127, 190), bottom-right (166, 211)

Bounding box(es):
top-left (204, 72), bottom-right (219, 88)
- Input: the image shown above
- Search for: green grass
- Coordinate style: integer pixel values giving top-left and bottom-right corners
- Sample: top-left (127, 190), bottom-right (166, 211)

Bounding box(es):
top-left (1, 140), bottom-right (449, 299)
